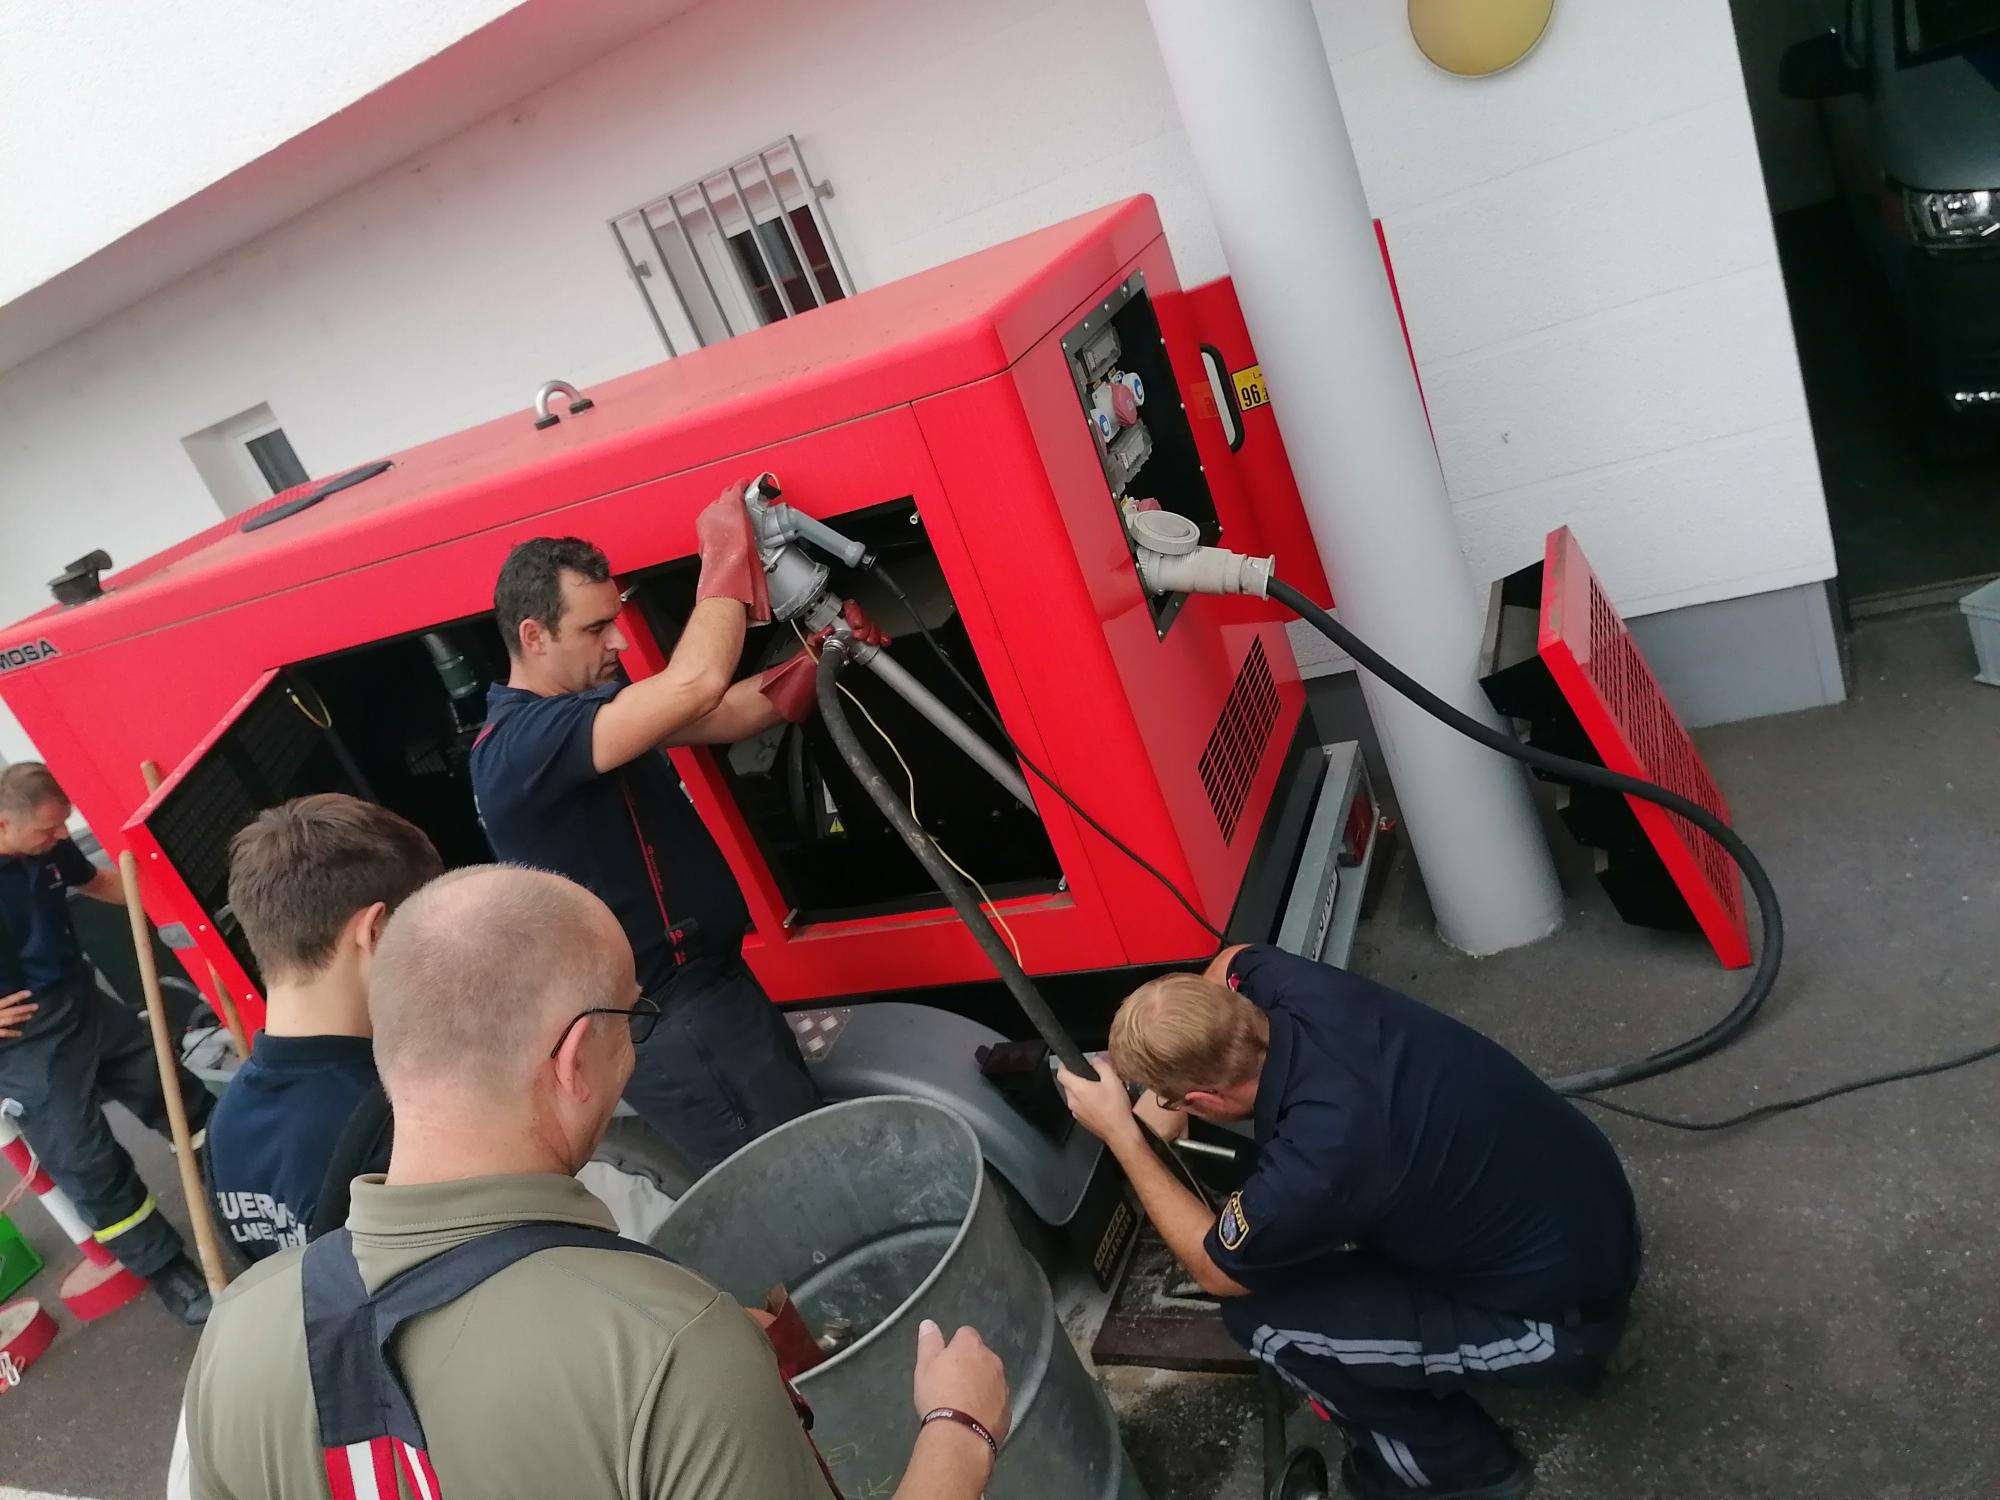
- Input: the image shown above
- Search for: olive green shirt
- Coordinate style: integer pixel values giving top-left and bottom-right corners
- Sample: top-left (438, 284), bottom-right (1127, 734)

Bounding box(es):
top-left (180, 1172), bottom-right (836, 1499)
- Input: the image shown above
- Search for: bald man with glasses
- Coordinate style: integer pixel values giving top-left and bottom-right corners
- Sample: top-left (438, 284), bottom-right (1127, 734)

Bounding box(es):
top-left (177, 865), bottom-right (1009, 1500)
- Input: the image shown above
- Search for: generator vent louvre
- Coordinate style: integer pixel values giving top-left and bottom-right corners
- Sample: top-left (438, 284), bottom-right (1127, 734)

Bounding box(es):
top-left (1581, 579), bottom-right (1744, 934)
top-left (145, 677), bottom-right (363, 985)
top-left (1199, 639), bottom-right (1278, 843)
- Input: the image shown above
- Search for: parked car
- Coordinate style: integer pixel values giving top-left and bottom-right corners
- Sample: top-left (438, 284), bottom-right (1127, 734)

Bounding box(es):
top-left (1783, 0), bottom-right (2000, 452)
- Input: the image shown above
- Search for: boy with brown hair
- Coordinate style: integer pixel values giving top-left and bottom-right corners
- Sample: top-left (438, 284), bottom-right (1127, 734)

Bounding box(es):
top-left (206, 794), bottom-right (441, 1260)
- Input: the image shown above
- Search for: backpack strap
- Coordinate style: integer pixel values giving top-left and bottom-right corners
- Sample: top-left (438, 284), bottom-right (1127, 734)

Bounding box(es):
top-left (303, 1222), bottom-right (663, 1453)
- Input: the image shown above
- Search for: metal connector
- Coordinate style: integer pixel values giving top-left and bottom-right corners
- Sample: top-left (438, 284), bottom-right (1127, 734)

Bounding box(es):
top-left (1126, 508), bottom-right (1275, 598)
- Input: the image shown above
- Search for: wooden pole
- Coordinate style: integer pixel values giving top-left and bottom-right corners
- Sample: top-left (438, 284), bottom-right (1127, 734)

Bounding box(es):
top-left (119, 850), bottom-right (229, 1294)
top-left (139, 759), bottom-right (251, 1059)
top-left (206, 960), bottom-right (253, 1060)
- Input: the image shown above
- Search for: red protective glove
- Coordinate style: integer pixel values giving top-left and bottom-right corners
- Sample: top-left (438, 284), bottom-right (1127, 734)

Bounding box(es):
top-left (694, 484), bottom-right (772, 623)
top-left (758, 652), bottom-right (819, 724)
top-left (757, 602), bottom-right (892, 724)
top-left (834, 599), bottom-right (890, 648)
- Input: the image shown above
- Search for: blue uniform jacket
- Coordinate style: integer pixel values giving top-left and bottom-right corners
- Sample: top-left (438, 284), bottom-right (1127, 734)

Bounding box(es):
top-left (1204, 946), bottom-right (1638, 1320)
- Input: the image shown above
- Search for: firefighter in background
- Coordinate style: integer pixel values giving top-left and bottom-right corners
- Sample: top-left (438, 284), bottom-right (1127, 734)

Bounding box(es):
top-left (0, 762), bottom-right (216, 1323)
top-left (471, 481), bottom-right (886, 1174)
top-left (1057, 944), bottom-right (1640, 1500)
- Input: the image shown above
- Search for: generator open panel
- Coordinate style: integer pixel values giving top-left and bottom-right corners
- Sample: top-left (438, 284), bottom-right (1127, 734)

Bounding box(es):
top-left (623, 497), bottom-right (1062, 926)
top-left (286, 616), bottom-right (506, 872)
top-left (137, 671), bottom-right (375, 990)
top-left (1062, 271), bottom-right (1222, 639)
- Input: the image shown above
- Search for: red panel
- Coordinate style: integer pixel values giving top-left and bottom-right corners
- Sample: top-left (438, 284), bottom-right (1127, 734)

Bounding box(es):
top-left (122, 671), bottom-right (281, 1032)
top-left (1172, 278), bottom-right (1332, 608)
top-left (1536, 528), bottom-right (1751, 969)
top-left (975, 235), bottom-right (1304, 960)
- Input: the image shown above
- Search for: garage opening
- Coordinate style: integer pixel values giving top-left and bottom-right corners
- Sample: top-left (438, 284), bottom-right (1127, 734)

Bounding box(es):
top-left (1730, 0), bottom-right (2000, 613)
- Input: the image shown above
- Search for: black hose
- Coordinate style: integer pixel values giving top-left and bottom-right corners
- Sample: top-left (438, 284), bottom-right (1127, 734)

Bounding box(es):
top-left (815, 643), bottom-right (1099, 1080)
top-left (1266, 575), bottom-right (1784, 1097)
top-left (869, 564), bottom-right (1226, 943)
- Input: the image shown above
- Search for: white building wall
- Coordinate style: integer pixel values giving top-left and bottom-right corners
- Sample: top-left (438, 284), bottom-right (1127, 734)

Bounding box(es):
top-left (0, 0), bottom-right (1831, 764)
top-left (0, 0), bottom-right (522, 307)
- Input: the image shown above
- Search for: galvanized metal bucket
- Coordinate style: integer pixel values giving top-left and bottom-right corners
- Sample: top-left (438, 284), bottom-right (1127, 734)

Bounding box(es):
top-left (652, 1095), bottom-right (1146, 1499)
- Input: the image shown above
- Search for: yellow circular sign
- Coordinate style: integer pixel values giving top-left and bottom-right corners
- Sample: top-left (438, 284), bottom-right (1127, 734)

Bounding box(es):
top-left (1408, 0), bottom-right (1556, 77)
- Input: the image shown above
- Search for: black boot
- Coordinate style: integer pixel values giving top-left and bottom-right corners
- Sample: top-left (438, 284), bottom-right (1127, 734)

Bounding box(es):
top-left (1340, 1441), bottom-right (1534, 1499)
top-left (149, 1256), bottom-right (212, 1326)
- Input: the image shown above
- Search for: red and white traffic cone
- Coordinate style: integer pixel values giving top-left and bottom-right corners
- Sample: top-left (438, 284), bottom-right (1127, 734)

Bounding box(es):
top-left (0, 1108), bottom-right (150, 1320)
top-left (0, 1297), bottom-right (59, 1391)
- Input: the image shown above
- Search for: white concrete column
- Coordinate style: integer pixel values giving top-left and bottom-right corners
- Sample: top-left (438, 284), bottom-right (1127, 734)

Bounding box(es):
top-left (1145, 0), bottom-right (1562, 954)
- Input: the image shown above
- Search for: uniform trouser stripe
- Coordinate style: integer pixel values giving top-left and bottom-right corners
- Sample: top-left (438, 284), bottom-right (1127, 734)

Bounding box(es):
top-left (1391, 1436), bottom-right (1430, 1486)
top-left (1373, 1431), bottom-right (1421, 1487)
top-left (92, 1193), bottom-right (157, 1243)
top-left (1259, 1320), bottom-right (1558, 1374)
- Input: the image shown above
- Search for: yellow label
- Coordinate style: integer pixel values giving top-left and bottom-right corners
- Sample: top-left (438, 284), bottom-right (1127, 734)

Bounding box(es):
top-left (1232, 364), bottom-right (1269, 411)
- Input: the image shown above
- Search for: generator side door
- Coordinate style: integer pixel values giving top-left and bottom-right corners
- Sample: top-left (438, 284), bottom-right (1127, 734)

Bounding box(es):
top-left (122, 668), bottom-right (373, 1034)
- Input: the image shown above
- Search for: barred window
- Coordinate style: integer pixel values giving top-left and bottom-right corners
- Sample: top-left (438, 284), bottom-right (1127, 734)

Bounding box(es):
top-left (610, 135), bottom-right (853, 354)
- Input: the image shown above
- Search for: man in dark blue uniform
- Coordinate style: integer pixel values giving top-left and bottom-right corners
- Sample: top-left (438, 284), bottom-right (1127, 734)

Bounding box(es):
top-left (470, 483), bottom-right (881, 1174)
top-left (0, 762), bottom-right (215, 1322)
top-left (205, 794), bottom-right (441, 1260)
top-left (1058, 944), bottom-right (1639, 1500)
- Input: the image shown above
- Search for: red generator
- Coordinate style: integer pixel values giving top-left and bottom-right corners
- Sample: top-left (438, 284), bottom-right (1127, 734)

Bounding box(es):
top-left (0, 196), bottom-right (1372, 1244)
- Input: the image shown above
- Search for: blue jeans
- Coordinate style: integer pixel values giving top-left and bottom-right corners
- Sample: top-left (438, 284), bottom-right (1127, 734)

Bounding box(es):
top-left (621, 955), bottom-right (821, 1175)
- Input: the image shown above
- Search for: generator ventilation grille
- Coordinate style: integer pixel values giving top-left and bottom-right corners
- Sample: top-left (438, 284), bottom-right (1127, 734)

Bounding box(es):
top-left (1199, 639), bottom-right (1278, 843)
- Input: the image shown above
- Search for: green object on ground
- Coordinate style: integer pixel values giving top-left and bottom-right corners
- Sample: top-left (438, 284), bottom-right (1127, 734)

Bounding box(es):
top-left (0, 1212), bottom-right (45, 1301)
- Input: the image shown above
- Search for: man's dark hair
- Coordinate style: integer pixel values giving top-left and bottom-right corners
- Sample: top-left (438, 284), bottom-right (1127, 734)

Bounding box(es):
top-left (227, 794), bottom-right (444, 981)
top-left (493, 537), bottom-right (611, 658)
top-left (0, 762), bottom-right (66, 817)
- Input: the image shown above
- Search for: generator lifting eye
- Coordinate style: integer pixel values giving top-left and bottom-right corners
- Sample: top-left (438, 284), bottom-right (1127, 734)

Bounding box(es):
top-left (532, 379), bottom-right (597, 430)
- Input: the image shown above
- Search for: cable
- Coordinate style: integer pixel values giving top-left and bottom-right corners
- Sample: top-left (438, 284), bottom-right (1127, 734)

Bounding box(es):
top-left (815, 643), bottom-right (1095, 1077)
top-left (1266, 575), bottom-right (1782, 1099)
top-left (1574, 1041), bottom-right (2000, 1131)
top-left (814, 638), bottom-right (1214, 1201)
top-left (869, 563), bottom-right (1227, 944)
top-left (284, 677), bottom-right (333, 730)
top-left (791, 620), bottom-right (1023, 963)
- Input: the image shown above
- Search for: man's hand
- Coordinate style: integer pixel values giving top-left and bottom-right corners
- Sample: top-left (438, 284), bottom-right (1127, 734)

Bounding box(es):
top-left (78, 866), bottom-right (125, 904)
top-left (832, 599), bottom-right (889, 648)
top-left (756, 601), bottom-right (893, 725)
top-left (0, 990), bottom-right (36, 1040)
top-left (912, 1319), bottom-right (1010, 1442)
top-left (1055, 1056), bottom-right (1141, 1147)
top-left (1133, 1090), bottom-right (1189, 1143)
top-left (693, 482), bottom-right (772, 623)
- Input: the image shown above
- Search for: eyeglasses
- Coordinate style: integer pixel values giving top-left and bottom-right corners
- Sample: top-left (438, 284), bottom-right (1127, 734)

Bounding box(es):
top-left (548, 995), bottom-right (662, 1059)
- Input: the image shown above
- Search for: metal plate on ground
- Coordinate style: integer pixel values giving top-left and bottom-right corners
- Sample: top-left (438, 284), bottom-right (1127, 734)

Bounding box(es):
top-left (1090, 1225), bottom-right (1256, 1373)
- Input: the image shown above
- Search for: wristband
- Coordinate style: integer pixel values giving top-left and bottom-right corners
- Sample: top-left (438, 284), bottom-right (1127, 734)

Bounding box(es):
top-left (920, 1406), bottom-right (999, 1462)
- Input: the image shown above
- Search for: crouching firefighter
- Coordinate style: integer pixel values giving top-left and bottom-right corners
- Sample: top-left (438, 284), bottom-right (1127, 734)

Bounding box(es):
top-left (1057, 944), bottom-right (1641, 1500)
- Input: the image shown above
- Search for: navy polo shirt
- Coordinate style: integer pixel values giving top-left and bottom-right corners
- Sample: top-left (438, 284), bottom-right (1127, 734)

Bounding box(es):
top-left (0, 836), bottom-right (98, 1023)
top-left (470, 681), bottom-right (749, 992)
top-left (207, 1033), bottom-right (384, 1261)
top-left (1205, 946), bottom-right (1637, 1320)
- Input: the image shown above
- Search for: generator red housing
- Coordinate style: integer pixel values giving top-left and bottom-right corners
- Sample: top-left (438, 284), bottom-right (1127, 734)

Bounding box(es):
top-left (0, 197), bottom-right (1306, 1032)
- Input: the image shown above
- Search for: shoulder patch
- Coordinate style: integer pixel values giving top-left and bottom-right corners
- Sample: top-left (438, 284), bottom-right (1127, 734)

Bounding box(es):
top-left (1218, 1190), bottom-right (1250, 1251)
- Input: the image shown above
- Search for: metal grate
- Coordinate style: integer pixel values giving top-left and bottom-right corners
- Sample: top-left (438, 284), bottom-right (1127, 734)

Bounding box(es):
top-left (1535, 527), bottom-right (1750, 967)
top-left (609, 134), bottom-right (853, 356)
top-left (146, 677), bottom-right (364, 983)
top-left (1579, 581), bottom-right (1745, 935)
top-left (1198, 639), bottom-right (1279, 843)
